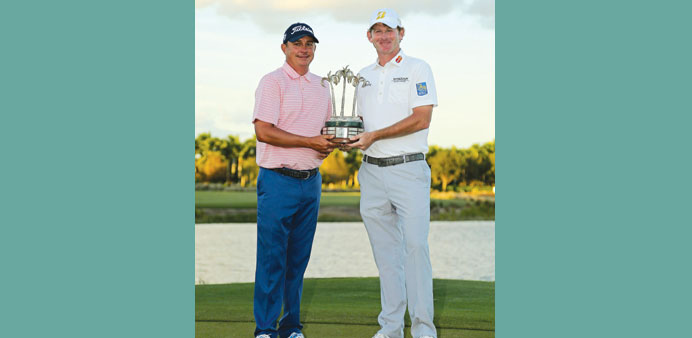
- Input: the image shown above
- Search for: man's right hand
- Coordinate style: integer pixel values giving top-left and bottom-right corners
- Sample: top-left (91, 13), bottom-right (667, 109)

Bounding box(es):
top-left (254, 120), bottom-right (337, 157)
top-left (308, 134), bottom-right (336, 154)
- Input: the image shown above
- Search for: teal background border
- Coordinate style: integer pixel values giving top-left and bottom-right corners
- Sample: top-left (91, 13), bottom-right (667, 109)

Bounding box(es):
top-left (2, 1), bottom-right (691, 337)
top-left (499, 1), bottom-right (691, 337)
top-left (2, 2), bottom-right (193, 337)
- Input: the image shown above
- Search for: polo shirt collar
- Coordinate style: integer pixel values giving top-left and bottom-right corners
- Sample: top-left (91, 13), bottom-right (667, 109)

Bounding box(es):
top-left (373, 49), bottom-right (406, 69)
top-left (282, 62), bottom-right (312, 82)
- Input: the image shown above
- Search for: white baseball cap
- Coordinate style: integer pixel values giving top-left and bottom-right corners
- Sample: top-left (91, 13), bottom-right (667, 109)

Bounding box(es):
top-left (369, 8), bottom-right (402, 30)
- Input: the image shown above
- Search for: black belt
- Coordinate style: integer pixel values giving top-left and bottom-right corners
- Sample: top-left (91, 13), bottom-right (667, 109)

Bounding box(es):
top-left (362, 153), bottom-right (425, 167)
top-left (268, 167), bottom-right (319, 179)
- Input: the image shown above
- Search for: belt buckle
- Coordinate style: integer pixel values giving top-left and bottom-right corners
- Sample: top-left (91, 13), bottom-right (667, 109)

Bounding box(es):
top-left (367, 155), bottom-right (376, 165)
top-left (298, 169), bottom-right (315, 179)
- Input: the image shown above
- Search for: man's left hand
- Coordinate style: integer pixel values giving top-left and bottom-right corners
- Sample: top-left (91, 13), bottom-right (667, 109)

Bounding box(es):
top-left (348, 132), bottom-right (376, 151)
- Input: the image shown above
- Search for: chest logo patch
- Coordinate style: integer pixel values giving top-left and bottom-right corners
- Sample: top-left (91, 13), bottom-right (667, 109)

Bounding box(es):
top-left (416, 82), bottom-right (428, 96)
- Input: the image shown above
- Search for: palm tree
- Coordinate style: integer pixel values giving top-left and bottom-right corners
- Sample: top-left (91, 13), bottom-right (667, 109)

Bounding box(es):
top-left (238, 136), bottom-right (256, 187)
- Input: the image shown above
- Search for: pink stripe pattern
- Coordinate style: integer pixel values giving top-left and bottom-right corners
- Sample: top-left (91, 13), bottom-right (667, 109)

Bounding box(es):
top-left (253, 62), bottom-right (332, 170)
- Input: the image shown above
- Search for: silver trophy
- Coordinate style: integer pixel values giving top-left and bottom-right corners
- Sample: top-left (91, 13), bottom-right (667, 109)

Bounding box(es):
top-left (321, 66), bottom-right (369, 144)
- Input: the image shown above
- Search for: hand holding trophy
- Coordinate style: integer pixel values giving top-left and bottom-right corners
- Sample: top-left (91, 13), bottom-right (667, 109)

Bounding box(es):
top-left (321, 66), bottom-right (369, 144)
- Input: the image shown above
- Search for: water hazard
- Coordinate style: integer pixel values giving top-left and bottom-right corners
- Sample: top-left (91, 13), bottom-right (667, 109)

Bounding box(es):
top-left (195, 221), bottom-right (495, 284)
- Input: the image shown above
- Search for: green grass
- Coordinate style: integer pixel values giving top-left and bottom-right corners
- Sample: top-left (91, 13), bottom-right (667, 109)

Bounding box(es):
top-left (431, 199), bottom-right (472, 207)
top-left (195, 191), bottom-right (360, 209)
top-left (195, 191), bottom-right (494, 222)
top-left (196, 277), bottom-right (494, 338)
top-left (195, 191), bottom-right (258, 209)
top-left (430, 199), bottom-right (495, 221)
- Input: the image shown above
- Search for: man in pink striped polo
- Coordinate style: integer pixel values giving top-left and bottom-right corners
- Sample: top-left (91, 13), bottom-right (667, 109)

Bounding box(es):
top-left (250, 22), bottom-right (335, 338)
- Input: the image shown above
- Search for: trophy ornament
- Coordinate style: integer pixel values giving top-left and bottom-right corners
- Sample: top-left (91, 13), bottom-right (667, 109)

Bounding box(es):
top-left (320, 65), bottom-right (368, 144)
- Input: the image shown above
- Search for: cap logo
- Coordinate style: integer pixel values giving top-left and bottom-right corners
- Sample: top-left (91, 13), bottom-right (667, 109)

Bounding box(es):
top-left (376, 11), bottom-right (386, 20)
top-left (291, 25), bottom-right (313, 35)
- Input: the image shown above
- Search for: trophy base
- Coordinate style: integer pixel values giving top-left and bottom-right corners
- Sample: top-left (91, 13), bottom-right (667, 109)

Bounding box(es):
top-left (330, 137), bottom-right (355, 144)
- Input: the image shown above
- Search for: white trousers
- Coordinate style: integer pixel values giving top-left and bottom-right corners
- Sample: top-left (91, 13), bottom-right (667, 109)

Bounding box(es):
top-left (358, 160), bottom-right (436, 338)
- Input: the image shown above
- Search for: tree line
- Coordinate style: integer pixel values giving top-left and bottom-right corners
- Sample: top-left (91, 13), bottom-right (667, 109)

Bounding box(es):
top-left (195, 133), bottom-right (494, 192)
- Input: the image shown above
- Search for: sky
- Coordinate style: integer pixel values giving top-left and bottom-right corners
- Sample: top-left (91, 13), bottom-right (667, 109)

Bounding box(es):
top-left (195, 0), bottom-right (494, 148)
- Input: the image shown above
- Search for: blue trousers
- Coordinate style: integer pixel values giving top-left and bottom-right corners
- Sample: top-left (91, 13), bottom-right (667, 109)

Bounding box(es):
top-left (254, 168), bottom-right (321, 338)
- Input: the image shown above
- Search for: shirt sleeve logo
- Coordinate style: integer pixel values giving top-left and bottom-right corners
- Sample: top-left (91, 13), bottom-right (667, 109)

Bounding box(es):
top-left (416, 82), bottom-right (428, 96)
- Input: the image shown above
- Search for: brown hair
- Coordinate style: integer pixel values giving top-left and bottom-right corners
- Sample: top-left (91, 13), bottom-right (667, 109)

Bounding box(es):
top-left (368, 25), bottom-right (404, 34)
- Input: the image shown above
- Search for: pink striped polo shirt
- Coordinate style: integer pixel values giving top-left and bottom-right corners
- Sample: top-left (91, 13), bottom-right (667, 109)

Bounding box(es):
top-left (253, 62), bottom-right (332, 170)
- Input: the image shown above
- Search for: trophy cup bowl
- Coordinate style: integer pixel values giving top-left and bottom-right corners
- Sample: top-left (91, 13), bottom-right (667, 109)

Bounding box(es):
top-left (321, 66), bottom-right (369, 144)
top-left (322, 118), bottom-right (364, 144)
